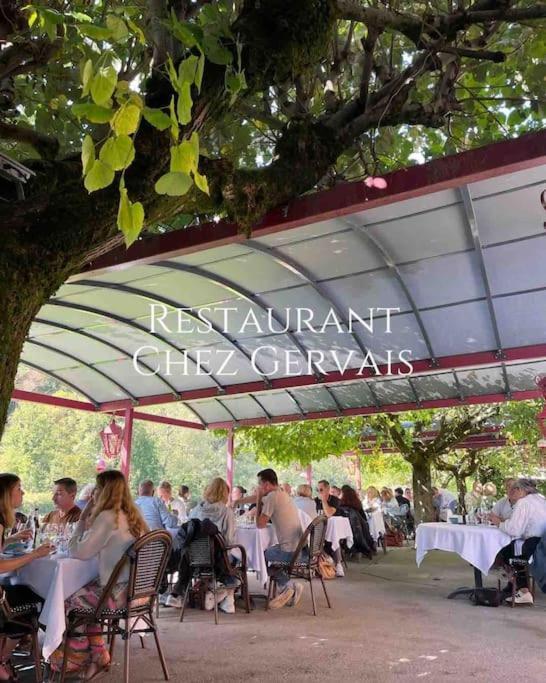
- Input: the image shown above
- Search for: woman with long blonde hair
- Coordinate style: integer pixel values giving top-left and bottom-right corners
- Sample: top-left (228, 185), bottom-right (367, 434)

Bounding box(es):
top-left (190, 477), bottom-right (235, 544)
top-left (50, 470), bottom-right (148, 679)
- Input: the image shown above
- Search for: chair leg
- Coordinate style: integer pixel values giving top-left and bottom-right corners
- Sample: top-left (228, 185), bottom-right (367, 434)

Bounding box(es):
top-left (265, 578), bottom-right (275, 610)
top-left (179, 581), bottom-right (192, 623)
top-left (31, 629), bottom-right (43, 683)
top-left (244, 577), bottom-right (251, 614)
top-left (109, 629), bottom-right (117, 660)
top-left (212, 569), bottom-right (219, 625)
top-left (319, 575), bottom-right (332, 608)
top-left (151, 617), bottom-right (169, 681)
top-left (309, 577), bottom-right (318, 616)
top-left (59, 626), bottom-right (71, 683)
top-left (123, 621), bottom-right (130, 683)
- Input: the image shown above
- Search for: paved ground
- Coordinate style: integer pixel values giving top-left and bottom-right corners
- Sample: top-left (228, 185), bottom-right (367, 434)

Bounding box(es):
top-left (18, 547), bottom-right (546, 682)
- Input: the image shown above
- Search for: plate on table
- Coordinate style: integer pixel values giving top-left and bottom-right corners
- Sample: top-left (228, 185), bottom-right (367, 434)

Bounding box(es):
top-left (2, 543), bottom-right (31, 557)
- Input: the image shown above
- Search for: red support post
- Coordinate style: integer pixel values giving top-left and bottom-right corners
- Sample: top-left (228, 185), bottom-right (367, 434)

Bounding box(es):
top-left (226, 429), bottom-right (234, 492)
top-left (305, 464), bottom-right (312, 487)
top-left (354, 455), bottom-right (362, 492)
top-left (120, 407), bottom-right (134, 480)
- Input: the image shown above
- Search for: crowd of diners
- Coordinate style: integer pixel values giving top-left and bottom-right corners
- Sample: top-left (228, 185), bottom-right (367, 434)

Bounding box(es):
top-left (1, 470), bottom-right (546, 678)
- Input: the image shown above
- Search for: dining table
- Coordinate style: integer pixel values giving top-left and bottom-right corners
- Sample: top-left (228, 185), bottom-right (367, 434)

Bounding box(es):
top-left (11, 552), bottom-right (99, 660)
top-left (415, 521), bottom-right (512, 599)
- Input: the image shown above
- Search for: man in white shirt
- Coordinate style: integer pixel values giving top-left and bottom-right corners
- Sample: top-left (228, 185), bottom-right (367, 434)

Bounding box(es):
top-left (157, 481), bottom-right (187, 523)
top-left (490, 478), bottom-right (546, 604)
top-left (491, 477), bottom-right (517, 521)
top-left (432, 487), bottom-right (457, 521)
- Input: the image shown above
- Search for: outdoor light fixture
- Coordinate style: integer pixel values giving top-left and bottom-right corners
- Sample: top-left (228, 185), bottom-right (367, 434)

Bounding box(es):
top-left (0, 151), bottom-right (34, 201)
top-left (99, 418), bottom-right (124, 459)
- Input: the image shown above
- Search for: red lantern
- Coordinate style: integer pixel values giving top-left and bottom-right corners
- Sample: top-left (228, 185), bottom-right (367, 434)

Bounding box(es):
top-left (99, 418), bottom-right (124, 459)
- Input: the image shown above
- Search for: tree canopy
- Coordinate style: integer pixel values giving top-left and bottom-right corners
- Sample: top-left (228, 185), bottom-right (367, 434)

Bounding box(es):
top-left (1, 1), bottom-right (545, 439)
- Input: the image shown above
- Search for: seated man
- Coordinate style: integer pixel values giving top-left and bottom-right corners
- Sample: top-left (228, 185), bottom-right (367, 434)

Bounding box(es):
top-left (43, 478), bottom-right (81, 526)
top-left (157, 480), bottom-right (186, 523)
top-left (394, 487), bottom-right (411, 509)
top-left (490, 478), bottom-right (546, 604)
top-left (242, 468), bottom-right (304, 609)
top-left (432, 487), bottom-right (457, 521)
top-left (491, 477), bottom-right (517, 521)
top-left (315, 480), bottom-right (345, 576)
top-left (135, 480), bottom-right (178, 531)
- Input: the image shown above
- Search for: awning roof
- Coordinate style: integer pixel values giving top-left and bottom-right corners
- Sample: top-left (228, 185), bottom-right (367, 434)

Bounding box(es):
top-left (18, 131), bottom-right (546, 428)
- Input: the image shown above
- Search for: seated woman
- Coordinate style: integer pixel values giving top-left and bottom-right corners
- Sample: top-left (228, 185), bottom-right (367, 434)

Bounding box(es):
top-left (490, 478), bottom-right (546, 605)
top-left (339, 485), bottom-right (375, 559)
top-left (380, 488), bottom-right (400, 516)
top-left (49, 470), bottom-right (148, 680)
top-left (293, 484), bottom-right (317, 520)
top-left (363, 486), bottom-right (381, 512)
top-left (0, 473), bottom-right (52, 682)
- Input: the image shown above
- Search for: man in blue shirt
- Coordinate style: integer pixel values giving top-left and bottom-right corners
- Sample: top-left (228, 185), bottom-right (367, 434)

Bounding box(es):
top-left (135, 480), bottom-right (178, 530)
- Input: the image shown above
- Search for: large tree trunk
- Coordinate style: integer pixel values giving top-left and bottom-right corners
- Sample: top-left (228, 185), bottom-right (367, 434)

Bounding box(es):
top-left (412, 455), bottom-right (434, 525)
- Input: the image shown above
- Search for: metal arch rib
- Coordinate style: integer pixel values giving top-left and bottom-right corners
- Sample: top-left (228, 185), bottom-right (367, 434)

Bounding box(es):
top-left (25, 339), bottom-right (138, 403)
top-left (366, 381), bottom-right (382, 409)
top-left (459, 185), bottom-right (512, 399)
top-left (344, 221), bottom-right (437, 365)
top-left (453, 371), bottom-right (465, 402)
top-left (32, 317), bottom-right (182, 398)
top-left (151, 261), bottom-right (323, 380)
top-left (244, 240), bottom-right (372, 361)
top-left (323, 385), bottom-right (342, 415)
top-left (285, 389), bottom-right (305, 416)
top-left (19, 360), bottom-right (100, 407)
top-left (248, 394), bottom-right (272, 421)
top-left (214, 398), bottom-right (238, 424)
top-left (68, 280), bottom-right (272, 384)
top-left (183, 403), bottom-right (208, 427)
top-left (46, 300), bottom-right (224, 393)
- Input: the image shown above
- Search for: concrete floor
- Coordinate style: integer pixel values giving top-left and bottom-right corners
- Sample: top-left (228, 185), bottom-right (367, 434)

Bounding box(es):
top-left (19, 548), bottom-right (546, 682)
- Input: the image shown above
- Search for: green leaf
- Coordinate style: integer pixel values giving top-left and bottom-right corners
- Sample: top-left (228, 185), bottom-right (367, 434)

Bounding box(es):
top-left (170, 141), bottom-right (196, 174)
top-left (154, 172), bottom-right (193, 196)
top-left (81, 59), bottom-right (93, 97)
top-left (142, 107), bottom-right (171, 131)
top-left (193, 170), bottom-right (209, 195)
top-left (106, 15), bottom-right (129, 42)
top-left (189, 131), bottom-right (199, 162)
top-left (126, 18), bottom-right (145, 44)
top-left (170, 19), bottom-right (203, 48)
top-left (81, 135), bottom-right (95, 176)
top-left (178, 56), bottom-right (199, 86)
top-left (203, 35), bottom-right (232, 65)
top-left (99, 135), bottom-right (135, 171)
top-left (166, 56), bottom-right (178, 90)
top-left (111, 103), bottom-right (141, 135)
top-left (72, 102), bottom-right (114, 123)
top-left (84, 159), bottom-right (115, 192)
top-left (76, 24), bottom-right (112, 41)
top-left (195, 53), bottom-right (205, 93)
top-left (169, 97), bottom-right (179, 142)
top-left (117, 188), bottom-right (144, 247)
top-left (176, 83), bottom-right (193, 124)
top-left (90, 66), bottom-right (117, 106)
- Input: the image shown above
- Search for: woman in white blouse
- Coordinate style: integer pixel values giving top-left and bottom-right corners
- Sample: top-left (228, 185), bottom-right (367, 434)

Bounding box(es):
top-left (490, 478), bottom-right (546, 605)
top-left (50, 470), bottom-right (148, 679)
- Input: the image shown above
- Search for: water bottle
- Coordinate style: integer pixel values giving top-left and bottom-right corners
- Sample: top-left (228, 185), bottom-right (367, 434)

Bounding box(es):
top-left (32, 507), bottom-right (40, 548)
top-left (25, 514), bottom-right (35, 551)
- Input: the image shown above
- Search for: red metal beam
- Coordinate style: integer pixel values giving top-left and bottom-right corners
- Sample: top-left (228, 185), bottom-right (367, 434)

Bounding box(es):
top-left (98, 343), bottom-right (546, 411)
top-left (77, 130), bottom-right (546, 277)
top-left (206, 389), bottom-right (540, 430)
top-left (130, 411), bottom-right (205, 430)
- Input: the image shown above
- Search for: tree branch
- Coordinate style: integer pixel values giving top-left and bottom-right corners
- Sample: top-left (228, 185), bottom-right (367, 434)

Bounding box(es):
top-left (439, 45), bottom-right (506, 62)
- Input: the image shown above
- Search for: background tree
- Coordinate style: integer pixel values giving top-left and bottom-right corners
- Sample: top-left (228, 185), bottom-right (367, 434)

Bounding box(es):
top-left (1, 1), bottom-right (546, 438)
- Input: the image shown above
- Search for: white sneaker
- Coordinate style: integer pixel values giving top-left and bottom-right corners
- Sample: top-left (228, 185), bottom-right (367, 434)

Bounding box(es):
top-left (218, 591), bottom-right (235, 614)
top-left (159, 592), bottom-right (169, 606)
top-left (335, 563), bottom-right (345, 578)
top-left (289, 581), bottom-right (304, 607)
top-left (268, 587), bottom-right (295, 609)
top-left (204, 589), bottom-right (228, 611)
top-left (506, 590), bottom-right (534, 605)
top-left (165, 594), bottom-right (183, 609)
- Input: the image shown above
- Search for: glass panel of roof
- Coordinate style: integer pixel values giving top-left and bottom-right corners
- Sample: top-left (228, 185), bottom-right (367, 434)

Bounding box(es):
top-left (354, 188), bottom-right (459, 226)
top-left (329, 382), bottom-right (376, 409)
top-left (53, 367), bottom-right (124, 403)
top-left (474, 183), bottom-right (545, 246)
top-left (494, 290), bottom-right (546, 348)
top-left (420, 301), bottom-right (496, 356)
top-left (258, 286), bottom-right (336, 328)
top-left (365, 204), bottom-right (470, 263)
top-left (456, 366), bottom-right (505, 395)
top-left (205, 252), bottom-right (303, 292)
top-left (320, 270), bottom-right (409, 314)
top-left (131, 308), bottom-right (225, 350)
top-left (22, 344), bottom-right (78, 371)
top-left (273, 230), bottom-right (384, 279)
top-left (28, 321), bottom-right (71, 338)
top-left (40, 304), bottom-right (110, 328)
top-left (373, 378), bottom-right (415, 404)
top-left (256, 218), bottom-right (350, 247)
top-left (355, 311), bottom-right (431, 363)
top-left (290, 386), bottom-right (338, 412)
top-left (411, 373), bottom-right (458, 400)
top-left (399, 251), bottom-right (484, 308)
top-left (218, 396), bottom-right (264, 420)
top-left (56, 288), bottom-right (160, 320)
top-left (293, 329), bottom-right (364, 373)
top-left (239, 334), bottom-right (309, 377)
top-left (196, 300), bottom-right (280, 338)
top-left (172, 243), bottom-right (254, 267)
top-left (177, 341), bottom-right (262, 384)
top-left (26, 331), bottom-right (124, 365)
top-left (94, 358), bottom-right (174, 397)
top-left (55, 283), bottom-right (99, 298)
top-left (71, 265), bottom-right (161, 285)
top-left (506, 360), bottom-right (546, 392)
top-left (485, 236), bottom-right (546, 297)
top-left (256, 391), bottom-right (300, 416)
top-left (470, 165), bottom-right (545, 199)
top-left (186, 400), bottom-right (232, 423)
top-left (83, 321), bottom-right (190, 356)
top-left (125, 268), bottom-right (240, 307)
top-left (120, 349), bottom-right (219, 392)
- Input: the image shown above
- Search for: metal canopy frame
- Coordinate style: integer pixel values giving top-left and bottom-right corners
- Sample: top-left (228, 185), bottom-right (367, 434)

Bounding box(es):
top-left (13, 131), bottom-right (546, 430)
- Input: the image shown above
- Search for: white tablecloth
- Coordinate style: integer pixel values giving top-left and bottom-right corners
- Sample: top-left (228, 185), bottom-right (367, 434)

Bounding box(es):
top-left (15, 554), bottom-right (99, 660)
top-left (366, 509), bottom-right (385, 540)
top-left (235, 526), bottom-right (277, 585)
top-left (415, 522), bottom-right (512, 576)
top-left (326, 517), bottom-right (353, 552)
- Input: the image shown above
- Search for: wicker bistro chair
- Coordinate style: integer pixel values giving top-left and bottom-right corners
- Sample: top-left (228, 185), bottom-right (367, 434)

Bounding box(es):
top-left (0, 587), bottom-right (43, 682)
top-left (265, 516), bottom-right (332, 616)
top-left (59, 530), bottom-right (172, 683)
top-left (215, 534), bottom-right (251, 614)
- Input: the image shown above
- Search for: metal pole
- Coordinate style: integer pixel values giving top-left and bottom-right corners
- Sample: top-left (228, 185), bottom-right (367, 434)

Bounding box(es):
top-left (120, 407), bottom-right (134, 479)
top-left (355, 455), bottom-right (362, 492)
top-left (226, 429), bottom-right (234, 492)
